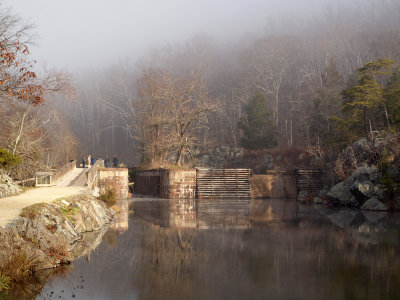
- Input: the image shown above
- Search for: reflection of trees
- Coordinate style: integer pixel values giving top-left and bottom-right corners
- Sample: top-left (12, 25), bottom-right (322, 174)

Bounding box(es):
top-left (19, 202), bottom-right (400, 299)
top-left (130, 212), bottom-right (400, 300)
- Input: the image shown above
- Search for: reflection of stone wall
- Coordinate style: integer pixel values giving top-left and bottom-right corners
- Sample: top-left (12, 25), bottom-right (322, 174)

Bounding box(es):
top-left (166, 199), bottom-right (196, 228)
top-left (133, 199), bottom-right (196, 228)
top-left (160, 169), bottom-right (196, 199)
top-left (98, 168), bottom-right (129, 199)
top-left (251, 174), bottom-right (297, 198)
top-left (110, 200), bottom-right (130, 232)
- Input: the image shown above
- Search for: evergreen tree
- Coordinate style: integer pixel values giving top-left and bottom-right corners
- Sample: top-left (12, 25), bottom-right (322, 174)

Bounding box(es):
top-left (238, 94), bottom-right (277, 150)
top-left (0, 148), bottom-right (21, 169)
top-left (341, 58), bottom-right (395, 142)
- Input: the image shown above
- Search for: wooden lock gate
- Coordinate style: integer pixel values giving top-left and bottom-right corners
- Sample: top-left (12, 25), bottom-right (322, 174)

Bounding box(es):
top-left (196, 168), bottom-right (251, 199)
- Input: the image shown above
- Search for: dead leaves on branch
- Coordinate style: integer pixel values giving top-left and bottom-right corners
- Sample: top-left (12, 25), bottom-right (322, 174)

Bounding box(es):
top-left (0, 9), bottom-right (75, 106)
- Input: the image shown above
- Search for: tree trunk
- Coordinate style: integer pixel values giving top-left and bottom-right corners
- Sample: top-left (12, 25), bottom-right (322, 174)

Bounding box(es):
top-left (175, 147), bottom-right (183, 166)
top-left (364, 108), bottom-right (371, 143)
top-left (383, 103), bottom-right (391, 131)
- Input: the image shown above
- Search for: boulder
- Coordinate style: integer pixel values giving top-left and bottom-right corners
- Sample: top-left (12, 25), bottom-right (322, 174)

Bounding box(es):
top-left (313, 197), bottom-right (323, 204)
top-left (354, 165), bottom-right (380, 182)
top-left (360, 197), bottom-right (389, 211)
top-left (327, 165), bottom-right (383, 207)
top-left (0, 169), bottom-right (21, 198)
top-left (350, 180), bottom-right (374, 202)
top-left (297, 190), bottom-right (313, 204)
top-left (326, 180), bottom-right (357, 207)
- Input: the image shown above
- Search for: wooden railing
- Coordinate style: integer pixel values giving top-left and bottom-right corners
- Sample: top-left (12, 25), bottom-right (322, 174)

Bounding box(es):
top-left (35, 160), bottom-right (76, 187)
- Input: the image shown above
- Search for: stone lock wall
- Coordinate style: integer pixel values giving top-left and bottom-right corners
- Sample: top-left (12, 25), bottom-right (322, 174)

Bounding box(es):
top-left (250, 174), bottom-right (297, 198)
top-left (98, 168), bottom-right (129, 199)
top-left (160, 169), bottom-right (196, 199)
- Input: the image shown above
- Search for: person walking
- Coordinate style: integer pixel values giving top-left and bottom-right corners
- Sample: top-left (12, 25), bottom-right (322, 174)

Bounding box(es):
top-left (81, 156), bottom-right (86, 168)
top-left (105, 155), bottom-right (110, 168)
top-left (113, 155), bottom-right (119, 168)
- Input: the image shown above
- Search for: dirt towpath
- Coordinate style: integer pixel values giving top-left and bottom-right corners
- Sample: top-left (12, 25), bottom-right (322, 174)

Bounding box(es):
top-left (0, 167), bottom-right (88, 227)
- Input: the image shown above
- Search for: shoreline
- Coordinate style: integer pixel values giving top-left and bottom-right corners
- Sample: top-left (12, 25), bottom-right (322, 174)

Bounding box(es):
top-left (0, 193), bottom-right (114, 291)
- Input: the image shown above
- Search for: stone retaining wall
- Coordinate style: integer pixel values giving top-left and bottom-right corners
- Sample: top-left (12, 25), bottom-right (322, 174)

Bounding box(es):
top-left (98, 168), bottom-right (129, 199)
top-left (160, 169), bottom-right (196, 199)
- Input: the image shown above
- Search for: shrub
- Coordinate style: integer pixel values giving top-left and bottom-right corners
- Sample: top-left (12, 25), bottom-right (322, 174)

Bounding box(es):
top-left (98, 187), bottom-right (117, 207)
top-left (0, 148), bottom-right (22, 169)
top-left (0, 272), bottom-right (11, 291)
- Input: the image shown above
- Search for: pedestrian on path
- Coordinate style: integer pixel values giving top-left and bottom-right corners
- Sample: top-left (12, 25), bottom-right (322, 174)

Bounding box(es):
top-left (82, 156), bottom-right (86, 168)
top-left (105, 155), bottom-right (110, 168)
top-left (113, 155), bottom-right (119, 168)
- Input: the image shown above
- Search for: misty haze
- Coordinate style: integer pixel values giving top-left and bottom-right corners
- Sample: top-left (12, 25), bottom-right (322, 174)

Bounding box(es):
top-left (0, 0), bottom-right (400, 299)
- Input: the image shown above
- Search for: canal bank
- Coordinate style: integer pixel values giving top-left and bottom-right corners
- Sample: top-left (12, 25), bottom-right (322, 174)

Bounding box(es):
top-left (0, 193), bottom-right (114, 292)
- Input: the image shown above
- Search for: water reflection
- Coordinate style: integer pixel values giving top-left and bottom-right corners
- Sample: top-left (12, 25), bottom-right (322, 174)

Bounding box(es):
top-left (30, 199), bottom-right (400, 300)
top-left (110, 199), bottom-right (130, 232)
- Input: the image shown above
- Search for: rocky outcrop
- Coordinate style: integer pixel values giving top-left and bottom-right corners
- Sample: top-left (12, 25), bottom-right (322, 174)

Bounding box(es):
top-left (334, 131), bottom-right (399, 180)
top-left (326, 165), bottom-right (391, 209)
top-left (0, 194), bottom-right (114, 271)
top-left (0, 169), bottom-right (21, 198)
top-left (196, 146), bottom-right (244, 168)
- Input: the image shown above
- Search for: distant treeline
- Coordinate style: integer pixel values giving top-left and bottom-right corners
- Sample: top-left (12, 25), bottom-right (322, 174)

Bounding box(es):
top-left (52, 0), bottom-right (400, 166)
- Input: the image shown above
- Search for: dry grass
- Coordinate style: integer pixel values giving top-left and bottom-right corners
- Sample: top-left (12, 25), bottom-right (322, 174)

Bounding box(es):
top-left (19, 203), bottom-right (46, 220)
top-left (98, 187), bottom-right (117, 207)
top-left (0, 250), bottom-right (38, 290)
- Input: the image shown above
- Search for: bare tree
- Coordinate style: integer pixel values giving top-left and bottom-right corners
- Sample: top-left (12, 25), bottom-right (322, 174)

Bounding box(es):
top-left (136, 68), bottom-right (216, 166)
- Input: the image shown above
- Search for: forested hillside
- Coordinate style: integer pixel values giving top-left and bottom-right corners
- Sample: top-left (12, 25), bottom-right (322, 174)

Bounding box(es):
top-left (52, 0), bottom-right (400, 167)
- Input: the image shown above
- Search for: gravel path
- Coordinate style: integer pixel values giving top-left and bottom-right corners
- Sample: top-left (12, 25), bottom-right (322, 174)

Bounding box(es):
top-left (0, 168), bottom-right (88, 227)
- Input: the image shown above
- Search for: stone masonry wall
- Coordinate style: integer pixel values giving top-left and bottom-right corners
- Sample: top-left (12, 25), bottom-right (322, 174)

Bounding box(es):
top-left (160, 169), bottom-right (196, 199)
top-left (251, 174), bottom-right (297, 198)
top-left (98, 168), bottom-right (129, 199)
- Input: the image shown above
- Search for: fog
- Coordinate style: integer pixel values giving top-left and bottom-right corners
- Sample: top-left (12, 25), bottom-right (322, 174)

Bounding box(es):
top-left (3, 0), bottom-right (335, 72)
top-left (2, 0), bottom-right (400, 167)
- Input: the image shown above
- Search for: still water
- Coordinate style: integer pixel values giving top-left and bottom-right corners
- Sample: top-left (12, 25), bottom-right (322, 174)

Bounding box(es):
top-left (29, 198), bottom-right (400, 299)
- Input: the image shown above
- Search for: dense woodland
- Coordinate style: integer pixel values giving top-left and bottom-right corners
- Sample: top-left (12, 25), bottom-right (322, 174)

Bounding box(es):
top-left (1, 0), bottom-right (400, 178)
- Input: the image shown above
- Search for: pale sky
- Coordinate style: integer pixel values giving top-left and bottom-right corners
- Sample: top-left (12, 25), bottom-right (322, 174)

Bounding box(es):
top-left (1, 0), bottom-right (333, 73)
